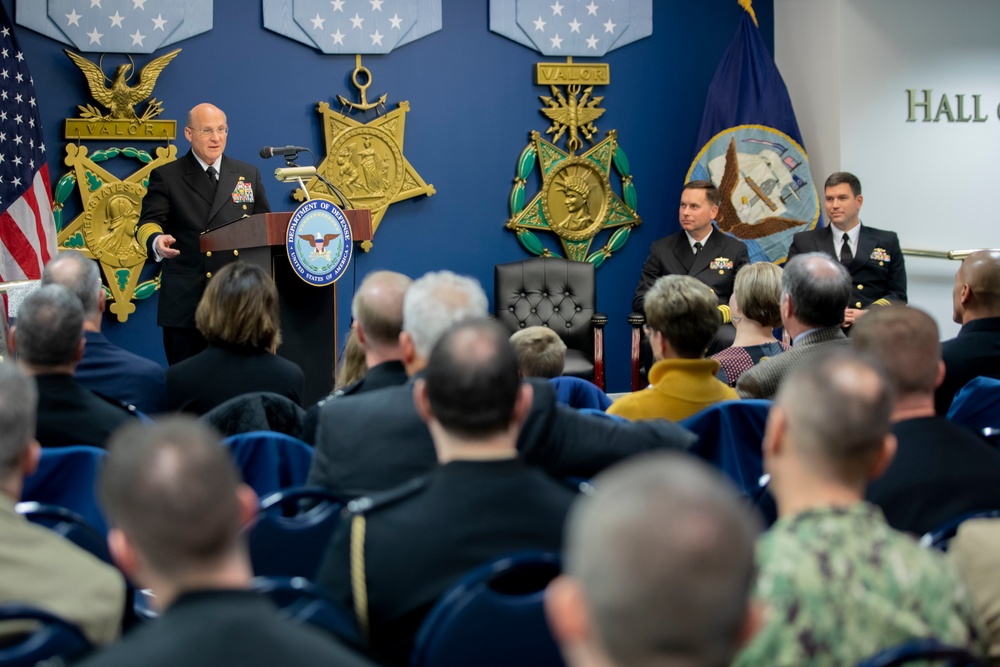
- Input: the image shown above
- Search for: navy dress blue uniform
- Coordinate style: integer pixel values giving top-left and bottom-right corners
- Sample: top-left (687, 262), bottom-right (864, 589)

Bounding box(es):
top-left (632, 226), bottom-right (750, 314)
top-left (135, 151), bottom-right (270, 362)
top-left (77, 330), bottom-right (166, 414)
top-left (936, 317), bottom-right (1000, 415)
top-left (787, 223), bottom-right (907, 309)
top-left (315, 459), bottom-right (576, 666)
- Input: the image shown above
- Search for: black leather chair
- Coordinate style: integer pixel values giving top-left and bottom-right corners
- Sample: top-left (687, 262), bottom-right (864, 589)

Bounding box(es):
top-left (494, 258), bottom-right (607, 390)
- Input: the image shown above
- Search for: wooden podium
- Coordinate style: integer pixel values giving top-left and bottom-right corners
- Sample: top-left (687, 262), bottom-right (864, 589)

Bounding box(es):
top-left (200, 210), bottom-right (373, 405)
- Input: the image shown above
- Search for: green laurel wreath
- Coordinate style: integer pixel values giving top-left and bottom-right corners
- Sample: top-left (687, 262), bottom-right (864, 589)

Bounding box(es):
top-left (508, 142), bottom-right (638, 267)
top-left (52, 146), bottom-right (160, 301)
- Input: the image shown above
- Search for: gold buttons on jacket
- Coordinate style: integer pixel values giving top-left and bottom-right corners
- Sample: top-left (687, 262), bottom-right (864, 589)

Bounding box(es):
top-left (855, 302), bottom-right (862, 308)
top-left (206, 272), bottom-right (212, 278)
top-left (858, 285), bottom-right (864, 290)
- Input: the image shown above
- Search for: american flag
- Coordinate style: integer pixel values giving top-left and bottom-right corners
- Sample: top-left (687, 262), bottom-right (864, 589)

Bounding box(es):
top-left (0, 4), bottom-right (55, 283)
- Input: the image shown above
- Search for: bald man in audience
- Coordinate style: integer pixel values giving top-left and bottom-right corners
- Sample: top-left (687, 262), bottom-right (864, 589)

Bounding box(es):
top-left (41, 250), bottom-right (166, 414)
top-left (736, 252), bottom-right (852, 400)
top-left (733, 351), bottom-right (984, 666)
top-left (303, 271), bottom-right (413, 443)
top-left (307, 270), bottom-right (695, 498)
top-left (316, 319), bottom-right (577, 665)
top-left (0, 362), bottom-right (125, 647)
top-left (10, 285), bottom-right (137, 448)
top-left (852, 306), bottom-right (1000, 535)
top-left (77, 417), bottom-right (374, 667)
top-left (936, 250), bottom-right (1000, 414)
top-left (546, 451), bottom-right (761, 667)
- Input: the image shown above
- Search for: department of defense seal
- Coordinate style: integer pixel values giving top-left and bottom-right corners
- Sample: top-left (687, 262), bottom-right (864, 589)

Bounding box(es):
top-left (286, 199), bottom-right (353, 286)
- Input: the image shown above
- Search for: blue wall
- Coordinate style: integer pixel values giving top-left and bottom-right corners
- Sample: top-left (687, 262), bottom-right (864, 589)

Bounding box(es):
top-left (4, 0), bottom-right (774, 393)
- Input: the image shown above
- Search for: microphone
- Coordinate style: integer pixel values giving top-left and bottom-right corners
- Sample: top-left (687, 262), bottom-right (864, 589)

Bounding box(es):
top-left (259, 145), bottom-right (309, 159)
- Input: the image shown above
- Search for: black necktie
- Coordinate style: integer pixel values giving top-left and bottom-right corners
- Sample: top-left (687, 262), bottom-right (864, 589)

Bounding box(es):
top-left (206, 165), bottom-right (219, 189)
top-left (693, 241), bottom-right (702, 256)
top-left (839, 232), bottom-right (853, 265)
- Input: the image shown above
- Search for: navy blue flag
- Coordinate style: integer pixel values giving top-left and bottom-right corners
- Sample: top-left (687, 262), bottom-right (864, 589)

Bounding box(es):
top-left (686, 4), bottom-right (819, 264)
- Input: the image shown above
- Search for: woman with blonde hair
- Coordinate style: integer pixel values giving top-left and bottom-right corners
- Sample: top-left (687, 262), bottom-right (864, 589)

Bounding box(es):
top-left (166, 262), bottom-right (304, 414)
top-left (711, 262), bottom-right (788, 387)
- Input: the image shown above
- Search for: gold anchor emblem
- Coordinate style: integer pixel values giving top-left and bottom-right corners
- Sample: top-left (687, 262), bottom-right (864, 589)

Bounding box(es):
top-left (336, 55), bottom-right (388, 113)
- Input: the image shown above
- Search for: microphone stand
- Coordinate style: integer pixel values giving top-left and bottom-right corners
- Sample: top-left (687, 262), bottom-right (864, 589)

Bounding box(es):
top-left (284, 152), bottom-right (352, 210)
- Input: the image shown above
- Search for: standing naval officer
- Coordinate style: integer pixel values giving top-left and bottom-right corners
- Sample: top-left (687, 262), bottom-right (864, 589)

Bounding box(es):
top-left (135, 103), bottom-right (270, 365)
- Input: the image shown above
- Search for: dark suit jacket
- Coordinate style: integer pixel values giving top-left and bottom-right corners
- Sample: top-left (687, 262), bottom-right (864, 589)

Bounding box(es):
top-left (76, 330), bottom-right (166, 414)
top-left (35, 373), bottom-right (138, 448)
top-left (315, 459), bottom-right (575, 666)
top-left (866, 416), bottom-right (1000, 535)
top-left (75, 589), bottom-right (375, 667)
top-left (166, 344), bottom-right (304, 415)
top-left (936, 317), bottom-right (1000, 415)
top-left (632, 226), bottom-right (750, 313)
top-left (787, 223), bottom-right (907, 309)
top-left (302, 360), bottom-right (409, 445)
top-left (307, 377), bottom-right (697, 499)
top-left (137, 151), bottom-right (270, 328)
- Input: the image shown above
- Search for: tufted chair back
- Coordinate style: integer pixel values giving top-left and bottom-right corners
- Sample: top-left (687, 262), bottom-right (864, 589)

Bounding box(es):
top-left (494, 258), bottom-right (606, 389)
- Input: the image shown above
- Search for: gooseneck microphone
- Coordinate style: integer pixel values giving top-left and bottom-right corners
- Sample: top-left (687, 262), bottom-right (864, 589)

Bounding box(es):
top-left (259, 145), bottom-right (309, 159)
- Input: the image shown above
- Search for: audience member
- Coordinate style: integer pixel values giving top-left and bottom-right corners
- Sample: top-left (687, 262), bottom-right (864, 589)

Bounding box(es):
top-left (334, 328), bottom-right (367, 392)
top-left (787, 171), bottom-right (907, 328)
top-left (936, 250), bottom-right (1000, 414)
top-left (316, 319), bottom-right (577, 665)
top-left (736, 252), bottom-right (851, 399)
top-left (166, 262), bottom-right (304, 415)
top-left (302, 271), bottom-right (412, 443)
top-left (609, 275), bottom-right (736, 421)
top-left (950, 518), bottom-right (1000, 665)
top-left (546, 451), bottom-right (761, 667)
top-left (734, 351), bottom-right (984, 666)
top-left (77, 417), bottom-right (374, 667)
top-left (307, 271), bottom-right (695, 498)
top-left (41, 250), bottom-right (166, 414)
top-left (0, 362), bottom-right (125, 646)
top-left (712, 262), bottom-right (788, 387)
top-left (851, 306), bottom-right (1000, 534)
top-left (10, 285), bottom-right (136, 447)
top-left (510, 325), bottom-right (567, 379)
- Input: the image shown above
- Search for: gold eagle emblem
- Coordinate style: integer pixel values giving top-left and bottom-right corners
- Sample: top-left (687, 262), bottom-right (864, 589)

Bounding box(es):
top-left (540, 84), bottom-right (606, 155)
top-left (64, 48), bottom-right (181, 122)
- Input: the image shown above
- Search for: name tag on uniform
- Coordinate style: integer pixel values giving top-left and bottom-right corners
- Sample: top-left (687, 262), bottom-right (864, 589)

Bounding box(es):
top-left (232, 178), bottom-right (255, 204)
top-left (710, 257), bottom-right (734, 270)
top-left (870, 247), bottom-right (891, 262)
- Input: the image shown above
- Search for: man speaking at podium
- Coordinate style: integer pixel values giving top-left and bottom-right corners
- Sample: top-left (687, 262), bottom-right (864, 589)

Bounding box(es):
top-left (136, 103), bottom-right (271, 365)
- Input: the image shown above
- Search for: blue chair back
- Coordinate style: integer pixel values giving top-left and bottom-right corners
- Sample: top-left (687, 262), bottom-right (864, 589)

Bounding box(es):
top-left (854, 638), bottom-right (985, 666)
top-left (680, 400), bottom-right (772, 495)
top-left (21, 445), bottom-right (108, 536)
top-left (410, 551), bottom-right (564, 667)
top-left (0, 604), bottom-right (93, 667)
top-left (251, 576), bottom-right (363, 650)
top-left (548, 376), bottom-right (613, 411)
top-left (947, 376), bottom-right (1000, 434)
top-left (248, 486), bottom-right (344, 578)
top-left (223, 431), bottom-right (313, 498)
top-left (15, 501), bottom-right (112, 565)
top-left (919, 509), bottom-right (1000, 551)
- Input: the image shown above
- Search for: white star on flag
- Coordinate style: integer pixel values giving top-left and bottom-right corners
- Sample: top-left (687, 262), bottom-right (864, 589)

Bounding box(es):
top-left (370, 0), bottom-right (384, 11)
top-left (331, 0), bottom-right (345, 11)
top-left (350, 13), bottom-right (364, 28)
top-left (86, 27), bottom-right (103, 44)
top-left (290, 0), bottom-right (425, 54)
top-left (586, 34), bottom-right (598, 49)
top-left (109, 11), bottom-right (125, 27)
top-left (65, 9), bottom-right (82, 26)
top-left (514, 0), bottom-right (632, 55)
top-left (569, 18), bottom-right (581, 33)
top-left (49, 0), bottom-right (187, 52)
top-left (389, 14), bottom-right (402, 29)
top-left (370, 29), bottom-right (383, 45)
top-left (331, 28), bottom-right (345, 44)
top-left (130, 29), bottom-right (145, 45)
top-left (311, 14), bottom-right (325, 29)
top-left (550, 33), bottom-right (562, 48)
top-left (551, 2), bottom-right (563, 16)
top-left (152, 14), bottom-right (167, 31)
top-left (132, 0), bottom-right (146, 8)
top-left (604, 18), bottom-right (616, 33)
top-left (586, 2), bottom-right (599, 16)
top-left (534, 16), bottom-right (546, 31)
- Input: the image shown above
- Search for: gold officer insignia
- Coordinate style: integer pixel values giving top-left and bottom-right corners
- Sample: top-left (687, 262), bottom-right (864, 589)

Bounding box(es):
top-left (295, 58), bottom-right (434, 252)
top-left (506, 59), bottom-right (640, 266)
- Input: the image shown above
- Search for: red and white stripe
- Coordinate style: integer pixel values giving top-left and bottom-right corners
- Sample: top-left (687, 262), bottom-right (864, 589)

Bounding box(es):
top-left (0, 165), bottom-right (55, 283)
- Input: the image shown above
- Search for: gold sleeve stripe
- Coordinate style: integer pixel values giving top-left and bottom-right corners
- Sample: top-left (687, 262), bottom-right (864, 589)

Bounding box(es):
top-left (135, 222), bottom-right (164, 251)
top-left (718, 304), bottom-right (732, 324)
top-left (350, 514), bottom-right (370, 643)
top-left (872, 298), bottom-right (892, 307)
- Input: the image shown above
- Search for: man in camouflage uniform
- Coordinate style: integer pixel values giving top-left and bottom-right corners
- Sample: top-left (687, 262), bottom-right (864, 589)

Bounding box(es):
top-left (734, 350), bottom-right (985, 666)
